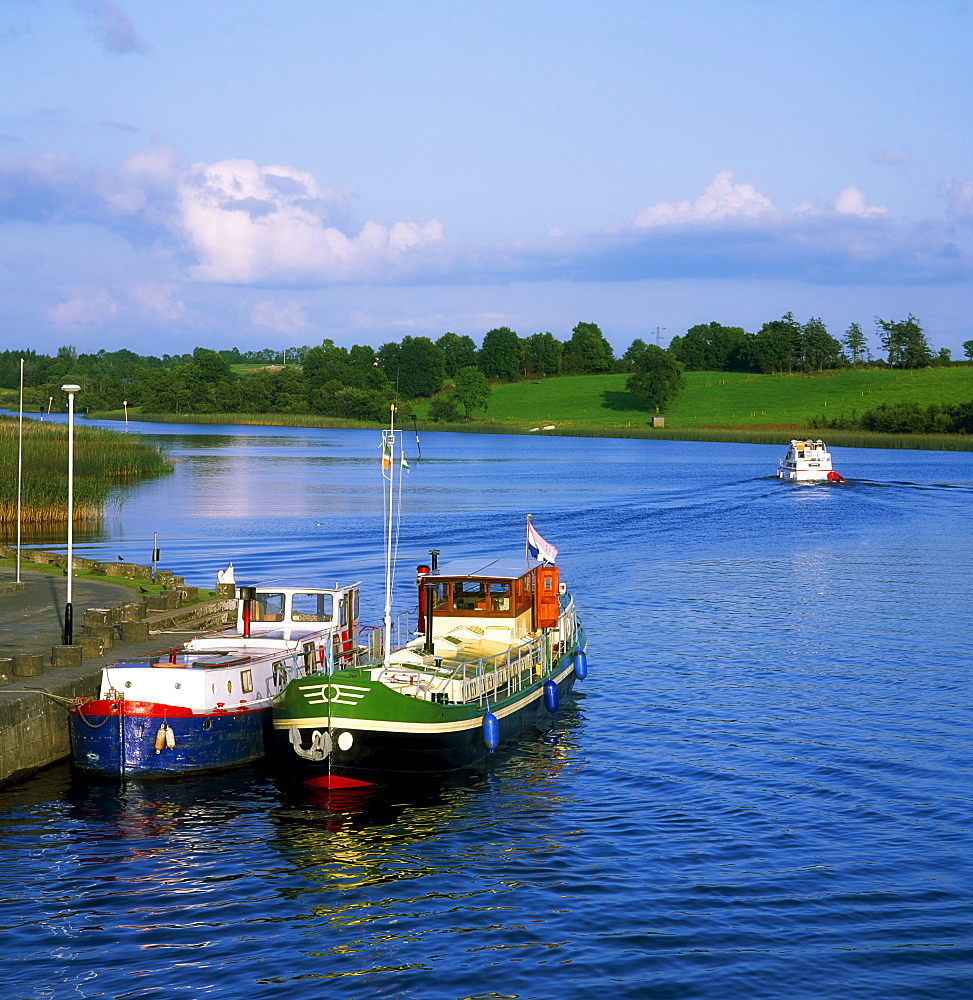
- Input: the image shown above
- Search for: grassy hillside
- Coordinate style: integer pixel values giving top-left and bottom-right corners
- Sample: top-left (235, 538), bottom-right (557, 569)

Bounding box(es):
top-left (467, 367), bottom-right (973, 431)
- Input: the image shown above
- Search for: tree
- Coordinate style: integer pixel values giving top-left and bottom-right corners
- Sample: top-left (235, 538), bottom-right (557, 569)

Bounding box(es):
top-left (668, 322), bottom-right (750, 371)
top-left (561, 322), bottom-right (614, 374)
top-left (963, 340), bottom-right (973, 362)
top-left (436, 332), bottom-right (478, 376)
top-left (522, 332), bottom-right (562, 377)
top-left (877, 315), bottom-right (932, 369)
top-left (800, 317), bottom-right (843, 371)
top-left (478, 327), bottom-right (522, 381)
top-left (843, 322), bottom-right (870, 365)
top-left (452, 366), bottom-right (491, 416)
top-left (625, 344), bottom-right (687, 412)
top-left (746, 317), bottom-right (798, 373)
top-left (397, 336), bottom-right (446, 397)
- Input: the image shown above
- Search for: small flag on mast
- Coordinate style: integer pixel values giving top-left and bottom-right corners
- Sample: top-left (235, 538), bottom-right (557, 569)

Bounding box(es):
top-left (526, 518), bottom-right (558, 564)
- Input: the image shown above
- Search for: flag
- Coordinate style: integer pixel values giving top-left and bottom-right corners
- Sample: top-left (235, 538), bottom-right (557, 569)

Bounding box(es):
top-left (401, 456), bottom-right (410, 473)
top-left (527, 520), bottom-right (558, 564)
top-left (381, 438), bottom-right (392, 470)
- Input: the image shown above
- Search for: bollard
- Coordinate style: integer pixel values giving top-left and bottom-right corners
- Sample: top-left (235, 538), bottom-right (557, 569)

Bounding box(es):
top-left (85, 625), bottom-right (115, 650)
top-left (83, 608), bottom-right (112, 628)
top-left (0, 657), bottom-right (12, 686)
top-left (120, 621), bottom-right (149, 643)
top-left (180, 586), bottom-right (199, 602)
top-left (13, 654), bottom-right (44, 677)
top-left (79, 636), bottom-right (105, 659)
top-left (51, 645), bottom-right (83, 669)
top-left (120, 602), bottom-right (144, 622)
top-left (216, 582), bottom-right (236, 599)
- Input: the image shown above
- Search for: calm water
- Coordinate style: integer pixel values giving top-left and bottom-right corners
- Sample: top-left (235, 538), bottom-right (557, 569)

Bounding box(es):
top-left (2, 423), bottom-right (972, 999)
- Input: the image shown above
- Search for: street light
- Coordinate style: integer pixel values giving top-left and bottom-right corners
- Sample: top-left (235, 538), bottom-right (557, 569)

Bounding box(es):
top-left (61, 384), bottom-right (80, 646)
top-left (123, 399), bottom-right (129, 430)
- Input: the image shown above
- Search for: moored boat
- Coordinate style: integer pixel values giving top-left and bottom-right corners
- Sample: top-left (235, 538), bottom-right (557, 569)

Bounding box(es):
top-left (777, 438), bottom-right (845, 482)
top-left (69, 582), bottom-right (361, 778)
top-left (272, 550), bottom-right (587, 787)
top-left (271, 408), bottom-right (588, 788)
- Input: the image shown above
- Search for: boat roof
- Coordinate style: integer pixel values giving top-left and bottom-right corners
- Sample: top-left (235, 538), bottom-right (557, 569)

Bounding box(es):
top-left (425, 557), bottom-right (549, 582)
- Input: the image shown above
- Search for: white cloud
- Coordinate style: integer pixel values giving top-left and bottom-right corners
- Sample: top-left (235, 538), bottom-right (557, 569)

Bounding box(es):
top-left (629, 171), bottom-right (777, 228)
top-left (250, 299), bottom-right (311, 334)
top-left (831, 186), bottom-right (888, 217)
top-left (45, 286), bottom-right (120, 329)
top-left (177, 158), bottom-right (444, 284)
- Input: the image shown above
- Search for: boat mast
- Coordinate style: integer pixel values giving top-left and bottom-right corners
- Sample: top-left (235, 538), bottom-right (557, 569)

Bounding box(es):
top-left (381, 405), bottom-right (396, 668)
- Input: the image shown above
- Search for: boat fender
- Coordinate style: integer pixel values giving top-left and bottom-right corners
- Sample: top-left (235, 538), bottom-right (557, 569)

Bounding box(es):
top-left (154, 723), bottom-right (175, 754)
top-left (483, 712), bottom-right (499, 750)
top-left (543, 678), bottom-right (559, 714)
top-left (573, 650), bottom-right (588, 680)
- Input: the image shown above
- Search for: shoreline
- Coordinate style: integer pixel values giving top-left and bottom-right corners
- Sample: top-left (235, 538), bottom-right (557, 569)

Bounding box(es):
top-left (81, 410), bottom-right (973, 452)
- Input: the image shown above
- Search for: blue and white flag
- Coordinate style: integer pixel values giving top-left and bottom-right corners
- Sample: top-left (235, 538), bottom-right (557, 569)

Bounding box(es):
top-left (527, 520), bottom-right (558, 564)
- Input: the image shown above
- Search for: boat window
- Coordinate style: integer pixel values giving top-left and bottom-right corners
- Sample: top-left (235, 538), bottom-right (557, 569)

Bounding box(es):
top-left (490, 582), bottom-right (511, 611)
top-left (241, 669), bottom-right (253, 694)
top-left (292, 592), bottom-right (334, 623)
top-left (431, 582), bottom-right (451, 609)
top-left (454, 581), bottom-right (487, 611)
top-left (254, 593), bottom-right (285, 622)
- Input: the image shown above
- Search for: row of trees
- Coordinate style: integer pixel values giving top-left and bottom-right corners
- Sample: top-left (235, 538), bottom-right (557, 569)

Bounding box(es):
top-left (668, 314), bottom-right (952, 374)
top-left (2, 314), bottom-right (963, 419)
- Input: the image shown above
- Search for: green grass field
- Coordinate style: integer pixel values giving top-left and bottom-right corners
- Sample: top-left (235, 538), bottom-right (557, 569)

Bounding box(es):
top-left (469, 367), bottom-right (973, 431)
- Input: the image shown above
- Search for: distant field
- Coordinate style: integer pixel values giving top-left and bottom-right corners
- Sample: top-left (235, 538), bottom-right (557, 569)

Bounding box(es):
top-left (465, 367), bottom-right (973, 431)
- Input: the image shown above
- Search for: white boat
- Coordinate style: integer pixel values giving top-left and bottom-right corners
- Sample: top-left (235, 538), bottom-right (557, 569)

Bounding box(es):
top-left (69, 583), bottom-right (361, 777)
top-left (777, 439), bottom-right (845, 482)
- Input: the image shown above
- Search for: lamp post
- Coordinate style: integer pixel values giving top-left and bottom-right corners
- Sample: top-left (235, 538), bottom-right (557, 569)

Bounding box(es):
top-left (62, 384), bottom-right (81, 646)
top-left (123, 399), bottom-right (129, 430)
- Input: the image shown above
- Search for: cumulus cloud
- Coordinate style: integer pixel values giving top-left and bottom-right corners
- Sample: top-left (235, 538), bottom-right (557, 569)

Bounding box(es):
top-left (628, 171), bottom-right (776, 228)
top-left (74, 1), bottom-right (149, 54)
top-left (178, 159), bottom-right (444, 284)
top-left (482, 172), bottom-right (957, 287)
top-left (831, 186), bottom-right (888, 217)
top-left (0, 146), bottom-right (444, 283)
top-left (250, 299), bottom-right (311, 334)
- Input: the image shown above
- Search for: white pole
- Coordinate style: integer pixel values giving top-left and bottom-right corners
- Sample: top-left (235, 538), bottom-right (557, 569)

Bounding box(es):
top-left (383, 405), bottom-right (396, 668)
top-left (61, 384), bottom-right (80, 645)
top-left (15, 359), bottom-right (23, 584)
top-left (123, 399), bottom-right (128, 430)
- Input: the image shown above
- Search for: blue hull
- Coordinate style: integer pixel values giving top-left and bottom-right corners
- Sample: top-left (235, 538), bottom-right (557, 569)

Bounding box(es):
top-left (70, 707), bottom-right (272, 778)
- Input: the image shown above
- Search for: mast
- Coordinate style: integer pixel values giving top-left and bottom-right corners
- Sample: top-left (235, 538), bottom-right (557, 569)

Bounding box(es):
top-left (381, 405), bottom-right (396, 668)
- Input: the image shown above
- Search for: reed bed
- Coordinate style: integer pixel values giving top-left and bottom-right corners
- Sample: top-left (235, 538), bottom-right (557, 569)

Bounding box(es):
top-left (0, 417), bottom-right (173, 524)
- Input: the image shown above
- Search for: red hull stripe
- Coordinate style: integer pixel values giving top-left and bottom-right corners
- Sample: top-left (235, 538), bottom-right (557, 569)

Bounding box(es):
top-left (72, 700), bottom-right (262, 718)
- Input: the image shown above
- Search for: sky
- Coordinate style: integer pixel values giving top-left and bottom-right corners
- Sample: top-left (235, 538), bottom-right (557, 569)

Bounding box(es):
top-left (0, 0), bottom-right (971, 359)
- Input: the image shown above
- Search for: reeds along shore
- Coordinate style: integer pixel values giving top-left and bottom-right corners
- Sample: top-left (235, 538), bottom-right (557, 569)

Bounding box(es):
top-left (0, 416), bottom-right (173, 524)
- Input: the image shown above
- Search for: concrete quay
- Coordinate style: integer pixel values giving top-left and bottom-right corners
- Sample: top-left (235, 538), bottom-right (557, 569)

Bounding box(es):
top-left (0, 559), bottom-right (236, 787)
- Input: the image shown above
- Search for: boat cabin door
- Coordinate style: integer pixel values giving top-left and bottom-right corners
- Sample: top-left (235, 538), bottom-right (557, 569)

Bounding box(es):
top-left (533, 566), bottom-right (559, 629)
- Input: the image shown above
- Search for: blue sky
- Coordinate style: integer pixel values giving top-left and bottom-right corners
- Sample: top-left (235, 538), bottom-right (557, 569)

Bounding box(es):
top-left (1, 0), bottom-right (971, 358)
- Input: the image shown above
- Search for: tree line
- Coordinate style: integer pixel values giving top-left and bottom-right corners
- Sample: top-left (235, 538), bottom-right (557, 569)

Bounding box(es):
top-left (1, 313), bottom-right (964, 420)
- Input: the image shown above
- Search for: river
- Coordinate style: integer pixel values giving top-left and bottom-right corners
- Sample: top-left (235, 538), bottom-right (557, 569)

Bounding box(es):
top-left (2, 420), bottom-right (971, 999)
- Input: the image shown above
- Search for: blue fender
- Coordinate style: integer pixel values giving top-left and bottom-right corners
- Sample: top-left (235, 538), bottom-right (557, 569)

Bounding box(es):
top-left (543, 678), bottom-right (559, 714)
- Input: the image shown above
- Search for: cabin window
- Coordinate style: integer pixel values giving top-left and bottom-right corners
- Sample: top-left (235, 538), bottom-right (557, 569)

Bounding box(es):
top-left (490, 582), bottom-right (511, 611)
top-left (254, 593), bottom-right (285, 622)
top-left (292, 592), bottom-right (333, 623)
top-left (241, 669), bottom-right (253, 693)
top-left (454, 581), bottom-right (486, 611)
top-left (431, 578), bottom-right (528, 617)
